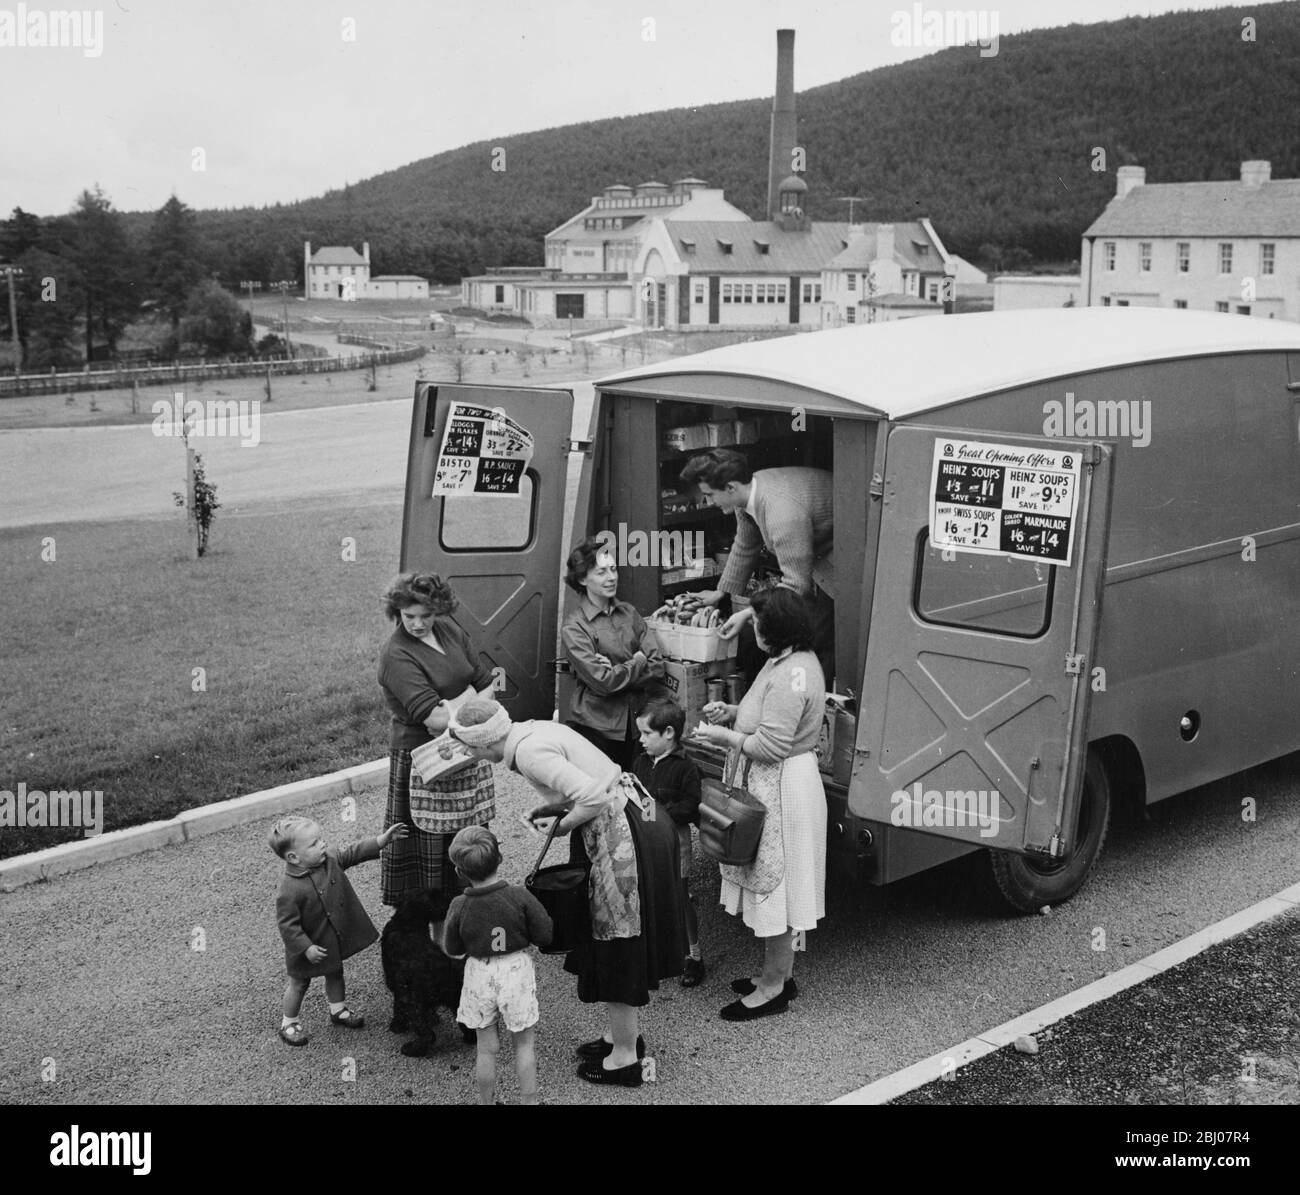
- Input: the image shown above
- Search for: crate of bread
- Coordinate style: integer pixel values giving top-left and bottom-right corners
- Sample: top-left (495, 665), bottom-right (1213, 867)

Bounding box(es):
top-left (647, 593), bottom-right (738, 663)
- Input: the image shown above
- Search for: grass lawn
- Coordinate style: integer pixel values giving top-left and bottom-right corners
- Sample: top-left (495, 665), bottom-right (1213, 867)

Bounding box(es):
top-left (0, 495), bottom-right (407, 860)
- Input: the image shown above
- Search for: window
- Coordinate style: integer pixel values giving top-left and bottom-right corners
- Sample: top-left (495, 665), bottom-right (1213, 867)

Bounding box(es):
top-left (777, 284), bottom-right (787, 303)
top-left (1237, 305), bottom-right (1251, 315)
top-left (494, 285), bottom-right (505, 304)
top-left (1215, 301), bottom-right (1229, 313)
top-left (1103, 242), bottom-right (1116, 271)
top-left (1218, 243), bottom-right (1233, 274)
top-left (916, 533), bottom-right (1053, 637)
top-left (1101, 296), bottom-right (1112, 306)
top-left (1139, 242), bottom-right (1152, 272)
top-left (555, 294), bottom-right (584, 319)
top-left (693, 282), bottom-right (704, 303)
top-left (847, 272), bottom-right (857, 292)
top-left (1261, 243), bottom-right (1275, 275)
top-left (722, 283), bottom-right (732, 304)
top-left (440, 474), bottom-right (536, 552)
top-left (743, 284), bottom-right (753, 303)
top-left (846, 306), bottom-right (856, 323)
top-left (1177, 242), bottom-right (1190, 273)
top-left (1174, 299), bottom-right (1188, 309)
top-left (1116, 299), bottom-right (1130, 307)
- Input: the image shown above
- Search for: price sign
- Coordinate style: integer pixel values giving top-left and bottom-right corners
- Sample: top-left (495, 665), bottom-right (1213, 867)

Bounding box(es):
top-left (432, 402), bottom-right (534, 496)
top-left (929, 438), bottom-right (1082, 566)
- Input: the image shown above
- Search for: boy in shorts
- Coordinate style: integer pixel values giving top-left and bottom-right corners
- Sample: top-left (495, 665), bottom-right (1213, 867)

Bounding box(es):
top-left (443, 825), bottom-right (553, 1105)
top-left (632, 697), bottom-right (704, 985)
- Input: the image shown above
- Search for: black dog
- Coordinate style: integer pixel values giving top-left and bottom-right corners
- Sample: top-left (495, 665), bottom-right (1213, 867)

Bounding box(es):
top-left (381, 889), bottom-right (475, 1056)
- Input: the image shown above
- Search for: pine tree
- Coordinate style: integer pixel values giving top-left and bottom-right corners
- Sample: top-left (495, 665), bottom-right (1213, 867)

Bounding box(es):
top-left (148, 195), bottom-right (203, 331)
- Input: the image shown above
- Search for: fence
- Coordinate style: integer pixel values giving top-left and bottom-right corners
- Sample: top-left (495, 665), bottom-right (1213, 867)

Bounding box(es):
top-left (0, 341), bottom-right (428, 399)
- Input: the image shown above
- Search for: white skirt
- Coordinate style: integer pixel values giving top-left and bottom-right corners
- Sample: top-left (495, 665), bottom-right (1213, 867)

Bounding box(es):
top-left (720, 751), bottom-right (826, 938)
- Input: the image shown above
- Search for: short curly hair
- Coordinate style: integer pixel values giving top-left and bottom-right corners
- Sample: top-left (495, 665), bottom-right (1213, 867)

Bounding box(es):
top-left (749, 586), bottom-right (814, 655)
top-left (564, 535), bottom-right (617, 594)
top-left (383, 572), bottom-right (458, 621)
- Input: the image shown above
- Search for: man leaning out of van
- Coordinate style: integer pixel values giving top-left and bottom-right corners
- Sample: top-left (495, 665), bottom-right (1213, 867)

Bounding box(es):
top-left (681, 449), bottom-right (834, 678)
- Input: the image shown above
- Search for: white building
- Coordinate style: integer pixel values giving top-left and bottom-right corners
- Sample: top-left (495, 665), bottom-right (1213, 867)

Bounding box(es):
top-left (364, 275), bottom-right (429, 300)
top-left (1081, 161), bottom-right (1300, 319)
top-left (305, 242), bottom-right (370, 300)
top-left (819, 220), bottom-right (952, 326)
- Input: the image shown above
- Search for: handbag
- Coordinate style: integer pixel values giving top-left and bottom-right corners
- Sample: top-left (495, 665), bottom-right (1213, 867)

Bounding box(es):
top-left (524, 815), bottom-right (589, 955)
top-left (698, 753), bottom-right (767, 866)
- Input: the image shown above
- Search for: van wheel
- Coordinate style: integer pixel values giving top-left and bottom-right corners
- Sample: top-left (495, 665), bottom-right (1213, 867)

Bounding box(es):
top-left (987, 748), bottom-right (1111, 914)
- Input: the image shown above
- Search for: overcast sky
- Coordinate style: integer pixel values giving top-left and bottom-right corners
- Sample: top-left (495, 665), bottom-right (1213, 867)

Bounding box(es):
top-left (0, 0), bottom-right (1260, 217)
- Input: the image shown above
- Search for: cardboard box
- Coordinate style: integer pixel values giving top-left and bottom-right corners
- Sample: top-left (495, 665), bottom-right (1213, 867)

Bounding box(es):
top-left (704, 421), bottom-right (736, 447)
top-left (660, 657), bottom-right (732, 729)
top-left (734, 419), bottom-right (760, 444)
top-left (662, 424), bottom-right (709, 453)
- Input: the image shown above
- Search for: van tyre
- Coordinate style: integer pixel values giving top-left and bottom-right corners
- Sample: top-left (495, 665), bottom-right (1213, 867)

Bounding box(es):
top-left (987, 747), bottom-right (1111, 914)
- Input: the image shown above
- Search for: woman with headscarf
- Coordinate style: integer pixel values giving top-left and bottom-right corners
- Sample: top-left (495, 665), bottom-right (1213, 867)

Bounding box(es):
top-left (447, 699), bottom-right (686, 1087)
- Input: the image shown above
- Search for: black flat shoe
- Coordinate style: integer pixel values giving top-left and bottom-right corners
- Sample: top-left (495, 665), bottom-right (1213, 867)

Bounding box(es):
top-left (575, 1034), bottom-right (645, 1060)
top-left (720, 987), bottom-right (792, 1022)
top-left (730, 977), bottom-right (799, 998)
top-left (680, 957), bottom-right (705, 987)
top-left (576, 1057), bottom-right (644, 1086)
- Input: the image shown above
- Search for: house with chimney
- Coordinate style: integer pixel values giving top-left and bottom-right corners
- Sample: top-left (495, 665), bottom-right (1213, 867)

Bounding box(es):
top-left (819, 220), bottom-right (953, 325)
top-left (1081, 161), bottom-right (1300, 319)
top-left (305, 241), bottom-right (429, 301)
top-left (305, 242), bottom-right (370, 300)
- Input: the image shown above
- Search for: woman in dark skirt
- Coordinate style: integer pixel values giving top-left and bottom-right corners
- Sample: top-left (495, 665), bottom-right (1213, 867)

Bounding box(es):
top-left (377, 573), bottom-right (498, 905)
top-left (447, 699), bottom-right (687, 1088)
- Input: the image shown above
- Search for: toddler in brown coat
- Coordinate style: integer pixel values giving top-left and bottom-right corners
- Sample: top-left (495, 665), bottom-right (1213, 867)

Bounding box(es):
top-left (271, 815), bottom-right (408, 1046)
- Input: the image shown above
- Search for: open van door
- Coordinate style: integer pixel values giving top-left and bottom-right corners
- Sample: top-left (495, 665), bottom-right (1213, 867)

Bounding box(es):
top-left (852, 425), bottom-right (1114, 888)
top-left (401, 382), bottom-right (576, 720)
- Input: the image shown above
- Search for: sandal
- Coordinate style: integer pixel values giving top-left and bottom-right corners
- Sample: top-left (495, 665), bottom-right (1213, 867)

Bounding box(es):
top-left (329, 1007), bottom-right (366, 1028)
top-left (278, 1022), bottom-right (309, 1047)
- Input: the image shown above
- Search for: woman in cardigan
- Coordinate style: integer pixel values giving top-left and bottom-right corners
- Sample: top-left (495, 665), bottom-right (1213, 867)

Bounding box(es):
top-left (377, 573), bottom-right (499, 906)
top-left (689, 586), bottom-right (827, 1021)
top-left (448, 699), bottom-right (686, 1088)
top-left (561, 537), bottom-right (668, 769)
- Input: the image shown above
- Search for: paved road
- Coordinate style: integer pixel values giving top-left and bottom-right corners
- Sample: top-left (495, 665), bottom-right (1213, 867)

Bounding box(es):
top-left (2, 753), bottom-right (1297, 1106)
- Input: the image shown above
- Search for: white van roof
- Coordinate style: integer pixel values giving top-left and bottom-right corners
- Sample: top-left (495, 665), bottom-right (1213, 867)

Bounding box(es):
top-left (598, 308), bottom-right (1300, 418)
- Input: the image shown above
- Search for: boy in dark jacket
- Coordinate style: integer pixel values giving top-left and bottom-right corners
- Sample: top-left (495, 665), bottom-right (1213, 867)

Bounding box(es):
top-left (632, 697), bottom-right (704, 986)
top-left (271, 815), bottom-right (408, 1046)
top-left (443, 826), bottom-right (553, 1105)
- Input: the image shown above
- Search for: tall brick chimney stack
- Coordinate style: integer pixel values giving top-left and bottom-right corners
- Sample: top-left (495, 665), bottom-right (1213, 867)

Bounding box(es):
top-left (767, 29), bottom-right (797, 221)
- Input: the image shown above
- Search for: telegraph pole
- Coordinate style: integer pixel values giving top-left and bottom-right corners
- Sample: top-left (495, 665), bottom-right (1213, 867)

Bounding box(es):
top-left (837, 196), bottom-right (867, 226)
top-left (271, 280), bottom-right (294, 358)
top-left (1, 263), bottom-right (24, 378)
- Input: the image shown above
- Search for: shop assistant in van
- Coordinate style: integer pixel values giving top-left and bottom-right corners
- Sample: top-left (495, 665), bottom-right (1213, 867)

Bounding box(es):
top-left (681, 449), bottom-right (834, 668)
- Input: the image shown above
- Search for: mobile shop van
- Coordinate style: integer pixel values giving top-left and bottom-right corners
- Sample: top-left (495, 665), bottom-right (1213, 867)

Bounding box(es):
top-left (401, 308), bottom-right (1300, 912)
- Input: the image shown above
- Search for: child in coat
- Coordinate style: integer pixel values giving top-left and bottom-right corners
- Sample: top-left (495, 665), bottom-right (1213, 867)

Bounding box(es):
top-left (632, 697), bottom-right (705, 985)
top-left (271, 815), bottom-right (408, 1046)
top-left (443, 825), bottom-right (553, 1104)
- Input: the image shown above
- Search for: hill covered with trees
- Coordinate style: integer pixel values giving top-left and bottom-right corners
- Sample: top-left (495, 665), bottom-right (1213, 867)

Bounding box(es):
top-left (177, 2), bottom-right (1300, 282)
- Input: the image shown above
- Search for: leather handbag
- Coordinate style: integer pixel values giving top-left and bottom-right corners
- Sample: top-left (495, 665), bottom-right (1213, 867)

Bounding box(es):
top-left (698, 754), bottom-right (767, 866)
top-left (524, 815), bottom-right (589, 955)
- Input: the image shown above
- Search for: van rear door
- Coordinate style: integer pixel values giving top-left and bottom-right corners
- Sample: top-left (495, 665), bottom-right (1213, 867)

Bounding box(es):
top-left (851, 425), bottom-right (1113, 861)
top-left (401, 382), bottom-right (579, 720)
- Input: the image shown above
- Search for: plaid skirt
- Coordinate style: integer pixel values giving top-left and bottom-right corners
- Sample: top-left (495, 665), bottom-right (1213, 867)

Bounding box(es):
top-left (382, 748), bottom-right (495, 905)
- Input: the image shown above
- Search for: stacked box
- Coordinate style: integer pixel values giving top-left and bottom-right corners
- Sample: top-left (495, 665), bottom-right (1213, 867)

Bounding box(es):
top-left (662, 424), bottom-right (709, 452)
top-left (705, 421), bottom-right (736, 447)
top-left (661, 658), bottom-right (733, 731)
